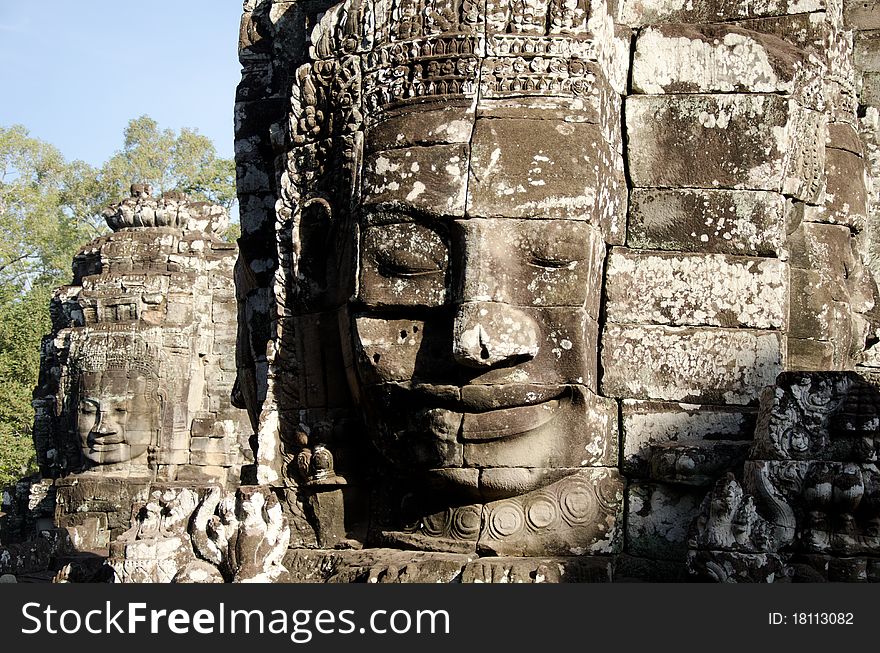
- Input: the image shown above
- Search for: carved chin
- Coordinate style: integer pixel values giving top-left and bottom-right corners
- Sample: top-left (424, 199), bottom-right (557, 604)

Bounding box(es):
top-left (427, 467), bottom-right (576, 501)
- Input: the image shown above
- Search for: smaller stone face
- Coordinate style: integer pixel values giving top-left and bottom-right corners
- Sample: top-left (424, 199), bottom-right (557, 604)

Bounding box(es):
top-left (76, 369), bottom-right (160, 467)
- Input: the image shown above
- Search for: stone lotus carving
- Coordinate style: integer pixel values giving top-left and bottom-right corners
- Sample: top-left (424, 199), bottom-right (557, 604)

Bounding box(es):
top-left (110, 485), bottom-right (290, 584)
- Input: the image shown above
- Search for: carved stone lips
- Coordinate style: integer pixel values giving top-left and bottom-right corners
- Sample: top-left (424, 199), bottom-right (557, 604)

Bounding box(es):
top-left (408, 383), bottom-right (569, 442)
top-left (460, 399), bottom-right (561, 441)
top-left (89, 435), bottom-right (124, 448)
top-left (407, 382), bottom-right (566, 412)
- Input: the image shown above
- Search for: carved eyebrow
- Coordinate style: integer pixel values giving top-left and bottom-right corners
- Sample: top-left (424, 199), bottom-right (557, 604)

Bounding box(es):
top-left (360, 205), bottom-right (452, 225)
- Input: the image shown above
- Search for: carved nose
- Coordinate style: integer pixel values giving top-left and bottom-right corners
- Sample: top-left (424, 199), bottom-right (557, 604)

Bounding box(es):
top-left (94, 412), bottom-right (118, 434)
top-left (453, 302), bottom-right (540, 368)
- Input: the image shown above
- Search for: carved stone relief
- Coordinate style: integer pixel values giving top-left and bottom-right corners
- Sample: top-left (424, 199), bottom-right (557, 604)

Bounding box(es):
top-left (16, 187), bottom-right (251, 561)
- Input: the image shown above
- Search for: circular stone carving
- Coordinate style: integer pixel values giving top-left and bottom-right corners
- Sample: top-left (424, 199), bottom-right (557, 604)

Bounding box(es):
top-left (559, 480), bottom-right (597, 526)
top-left (422, 509), bottom-right (452, 537)
top-left (525, 494), bottom-right (557, 531)
top-left (595, 475), bottom-right (620, 512)
top-left (488, 503), bottom-right (525, 539)
top-left (452, 505), bottom-right (481, 540)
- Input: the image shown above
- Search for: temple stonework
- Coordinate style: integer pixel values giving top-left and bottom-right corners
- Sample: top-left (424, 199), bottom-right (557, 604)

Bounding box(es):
top-left (6, 0), bottom-right (880, 582)
top-left (1, 189), bottom-right (249, 578)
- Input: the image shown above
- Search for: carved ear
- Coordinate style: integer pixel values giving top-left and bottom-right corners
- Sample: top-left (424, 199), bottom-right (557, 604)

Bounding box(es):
top-left (296, 196), bottom-right (336, 300)
top-left (302, 196), bottom-right (333, 223)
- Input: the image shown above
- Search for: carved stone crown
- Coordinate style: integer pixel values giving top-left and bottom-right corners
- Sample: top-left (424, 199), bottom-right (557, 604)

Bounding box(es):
top-left (102, 189), bottom-right (229, 235)
top-left (70, 331), bottom-right (160, 381)
top-left (308, 0), bottom-right (623, 115)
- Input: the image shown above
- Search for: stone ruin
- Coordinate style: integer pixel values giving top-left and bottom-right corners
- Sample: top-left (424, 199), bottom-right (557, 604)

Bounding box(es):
top-left (8, 0), bottom-right (880, 583)
top-left (224, 0), bottom-right (880, 581)
top-left (0, 187), bottom-right (250, 579)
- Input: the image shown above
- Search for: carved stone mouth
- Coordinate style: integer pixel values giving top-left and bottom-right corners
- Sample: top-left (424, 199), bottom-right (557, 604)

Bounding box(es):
top-left (89, 436), bottom-right (124, 447)
top-left (460, 399), bottom-right (562, 442)
top-left (405, 383), bottom-right (567, 411)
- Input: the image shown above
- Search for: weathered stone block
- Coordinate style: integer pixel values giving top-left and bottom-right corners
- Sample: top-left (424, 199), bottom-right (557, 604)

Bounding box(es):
top-left (600, 325), bottom-right (784, 404)
top-left (366, 107), bottom-right (474, 151)
top-left (627, 189), bottom-right (787, 257)
top-left (627, 94), bottom-right (823, 200)
top-left (632, 25), bottom-right (806, 94)
top-left (855, 29), bottom-right (880, 72)
top-left (620, 0), bottom-right (826, 28)
top-left (362, 145), bottom-right (469, 216)
top-left (862, 71), bottom-right (880, 105)
top-left (189, 451), bottom-right (239, 467)
top-left (788, 338), bottom-right (835, 371)
top-left (466, 118), bottom-right (626, 242)
top-left (827, 122), bottom-right (865, 157)
top-left (605, 249), bottom-right (788, 329)
top-left (626, 482), bottom-right (702, 561)
top-left (808, 147), bottom-right (869, 229)
top-left (788, 222), bottom-right (852, 301)
top-left (622, 400), bottom-right (756, 477)
top-left (789, 268), bottom-right (852, 344)
top-left (189, 437), bottom-right (230, 455)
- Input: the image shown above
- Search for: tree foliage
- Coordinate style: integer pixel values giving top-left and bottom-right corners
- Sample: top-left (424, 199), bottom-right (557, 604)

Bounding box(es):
top-left (0, 118), bottom-right (237, 488)
top-left (100, 116), bottom-right (237, 211)
top-left (0, 284), bottom-right (51, 487)
top-left (0, 125), bottom-right (101, 291)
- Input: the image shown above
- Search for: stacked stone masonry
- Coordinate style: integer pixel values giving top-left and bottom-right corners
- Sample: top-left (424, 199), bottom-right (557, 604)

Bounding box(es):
top-left (214, 0), bottom-right (880, 581)
top-left (1, 189), bottom-right (251, 577)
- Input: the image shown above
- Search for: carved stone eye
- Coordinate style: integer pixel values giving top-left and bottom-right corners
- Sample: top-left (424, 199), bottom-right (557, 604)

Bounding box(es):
top-left (527, 230), bottom-right (586, 269)
top-left (370, 223), bottom-right (447, 277)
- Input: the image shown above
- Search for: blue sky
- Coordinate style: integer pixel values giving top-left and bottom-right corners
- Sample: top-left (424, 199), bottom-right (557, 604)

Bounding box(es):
top-left (0, 1), bottom-right (243, 165)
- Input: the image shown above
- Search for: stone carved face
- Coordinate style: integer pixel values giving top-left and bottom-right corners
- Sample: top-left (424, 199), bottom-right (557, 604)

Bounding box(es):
top-left (346, 109), bottom-right (618, 501)
top-left (76, 369), bottom-right (159, 466)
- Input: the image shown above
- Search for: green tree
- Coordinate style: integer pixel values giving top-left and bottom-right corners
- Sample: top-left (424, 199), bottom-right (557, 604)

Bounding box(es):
top-left (0, 284), bottom-right (51, 487)
top-left (99, 116), bottom-right (237, 211)
top-left (0, 125), bottom-right (101, 291)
